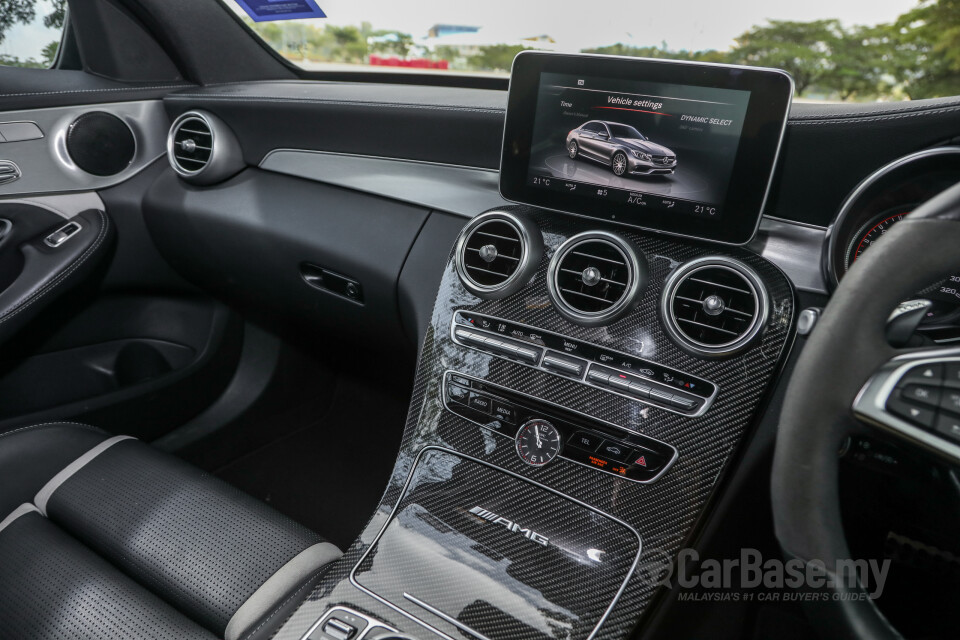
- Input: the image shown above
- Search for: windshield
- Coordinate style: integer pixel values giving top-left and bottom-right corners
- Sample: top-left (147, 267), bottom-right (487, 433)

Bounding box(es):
top-left (225, 0), bottom-right (960, 102)
top-left (608, 124), bottom-right (646, 140)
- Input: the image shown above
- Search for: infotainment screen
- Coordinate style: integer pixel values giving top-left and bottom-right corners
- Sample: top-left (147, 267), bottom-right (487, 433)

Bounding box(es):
top-left (500, 52), bottom-right (793, 245)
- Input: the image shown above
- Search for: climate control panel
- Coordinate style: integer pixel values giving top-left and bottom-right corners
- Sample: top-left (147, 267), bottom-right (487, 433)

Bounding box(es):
top-left (442, 371), bottom-right (678, 483)
top-left (451, 311), bottom-right (717, 416)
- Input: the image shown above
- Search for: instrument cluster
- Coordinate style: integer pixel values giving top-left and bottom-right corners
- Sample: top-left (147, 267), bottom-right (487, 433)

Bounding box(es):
top-left (825, 147), bottom-right (960, 330)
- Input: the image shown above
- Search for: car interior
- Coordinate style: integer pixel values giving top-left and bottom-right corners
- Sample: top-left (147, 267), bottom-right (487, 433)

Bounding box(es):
top-left (2, 1), bottom-right (960, 640)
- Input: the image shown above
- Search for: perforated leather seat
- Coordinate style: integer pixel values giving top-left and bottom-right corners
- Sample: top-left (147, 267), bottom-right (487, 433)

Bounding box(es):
top-left (0, 422), bottom-right (342, 640)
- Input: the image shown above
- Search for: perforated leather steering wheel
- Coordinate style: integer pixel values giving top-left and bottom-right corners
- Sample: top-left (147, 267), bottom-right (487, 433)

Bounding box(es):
top-left (772, 181), bottom-right (960, 640)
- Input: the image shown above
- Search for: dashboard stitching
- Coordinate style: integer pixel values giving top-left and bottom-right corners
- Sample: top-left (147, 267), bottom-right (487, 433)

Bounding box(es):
top-left (788, 104), bottom-right (960, 126)
top-left (166, 94), bottom-right (960, 125)
top-left (165, 96), bottom-right (506, 114)
top-left (0, 84), bottom-right (195, 99)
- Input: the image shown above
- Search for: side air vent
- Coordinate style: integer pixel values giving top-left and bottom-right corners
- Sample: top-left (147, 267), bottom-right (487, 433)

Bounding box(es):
top-left (547, 231), bottom-right (647, 326)
top-left (662, 257), bottom-right (768, 356)
top-left (166, 111), bottom-right (243, 185)
top-left (455, 211), bottom-right (542, 299)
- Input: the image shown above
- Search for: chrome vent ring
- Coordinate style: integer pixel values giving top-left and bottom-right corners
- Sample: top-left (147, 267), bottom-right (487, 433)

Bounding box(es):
top-left (547, 231), bottom-right (647, 326)
top-left (166, 111), bottom-right (244, 185)
top-left (661, 257), bottom-right (769, 356)
top-left (454, 211), bottom-right (542, 299)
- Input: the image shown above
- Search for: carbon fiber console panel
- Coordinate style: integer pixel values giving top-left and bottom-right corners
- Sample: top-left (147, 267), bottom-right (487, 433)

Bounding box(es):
top-left (274, 206), bottom-right (796, 640)
top-left (354, 449), bottom-right (640, 640)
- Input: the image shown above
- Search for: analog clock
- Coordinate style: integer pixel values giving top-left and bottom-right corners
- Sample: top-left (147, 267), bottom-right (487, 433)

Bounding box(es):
top-left (516, 419), bottom-right (562, 467)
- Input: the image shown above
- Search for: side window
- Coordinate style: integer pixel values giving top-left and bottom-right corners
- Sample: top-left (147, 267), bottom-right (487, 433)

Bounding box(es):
top-left (0, 1), bottom-right (67, 68)
top-left (583, 122), bottom-right (601, 133)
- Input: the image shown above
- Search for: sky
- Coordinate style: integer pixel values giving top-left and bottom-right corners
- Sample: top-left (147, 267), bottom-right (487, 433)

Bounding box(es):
top-left (1, 0), bottom-right (924, 64)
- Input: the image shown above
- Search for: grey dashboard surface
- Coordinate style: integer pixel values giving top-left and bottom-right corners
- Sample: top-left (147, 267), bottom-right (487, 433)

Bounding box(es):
top-left (167, 81), bottom-right (960, 229)
top-left (260, 150), bottom-right (508, 215)
top-left (0, 100), bottom-right (169, 197)
top-left (259, 148), bottom-right (828, 293)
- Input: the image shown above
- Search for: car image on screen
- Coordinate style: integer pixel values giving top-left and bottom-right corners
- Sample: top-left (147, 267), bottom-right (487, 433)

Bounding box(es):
top-left (566, 120), bottom-right (678, 177)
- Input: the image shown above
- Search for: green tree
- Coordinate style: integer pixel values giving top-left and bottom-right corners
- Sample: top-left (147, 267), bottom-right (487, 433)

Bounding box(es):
top-left (0, 0), bottom-right (67, 45)
top-left (728, 19), bottom-right (841, 95)
top-left (818, 25), bottom-right (890, 100)
top-left (326, 25), bottom-right (367, 62)
top-left (885, 0), bottom-right (960, 98)
top-left (44, 0), bottom-right (66, 29)
top-left (0, 0), bottom-right (38, 45)
top-left (370, 30), bottom-right (414, 58)
top-left (41, 39), bottom-right (58, 66)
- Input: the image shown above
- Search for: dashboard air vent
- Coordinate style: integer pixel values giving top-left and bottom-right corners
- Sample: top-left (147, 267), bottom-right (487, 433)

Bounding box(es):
top-left (170, 115), bottom-right (212, 175)
top-left (166, 111), bottom-right (243, 185)
top-left (662, 257), bottom-right (768, 356)
top-left (548, 231), bottom-right (647, 326)
top-left (455, 211), bottom-right (542, 299)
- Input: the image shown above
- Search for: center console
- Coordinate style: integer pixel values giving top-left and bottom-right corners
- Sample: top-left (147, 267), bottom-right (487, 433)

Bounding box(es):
top-left (273, 53), bottom-right (796, 640)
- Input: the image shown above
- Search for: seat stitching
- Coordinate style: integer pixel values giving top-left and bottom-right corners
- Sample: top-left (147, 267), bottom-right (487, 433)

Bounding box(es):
top-left (0, 421), bottom-right (106, 440)
top-left (239, 567), bottom-right (329, 640)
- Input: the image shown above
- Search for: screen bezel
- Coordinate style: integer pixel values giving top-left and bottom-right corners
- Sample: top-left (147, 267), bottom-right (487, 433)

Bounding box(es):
top-left (499, 52), bottom-right (794, 245)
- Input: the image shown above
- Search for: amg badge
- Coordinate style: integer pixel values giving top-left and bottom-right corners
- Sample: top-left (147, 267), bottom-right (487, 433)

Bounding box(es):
top-left (469, 506), bottom-right (550, 546)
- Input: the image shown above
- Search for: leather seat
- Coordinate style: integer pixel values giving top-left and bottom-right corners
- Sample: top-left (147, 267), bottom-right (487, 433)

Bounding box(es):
top-left (0, 422), bottom-right (342, 640)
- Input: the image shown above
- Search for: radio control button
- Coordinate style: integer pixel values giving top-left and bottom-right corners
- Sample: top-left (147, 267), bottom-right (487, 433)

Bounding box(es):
top-left (450, 374), bottom-right (472, 388)
top-left (669, 394), bottom-right (700, 411)
top-left (587, 369), bottom-right (611, 385)
top-left (542, 351), bottom-right (586, 377)
top-left (568, 431), bottom-right (602, 451)
top-left (491, 400), bottom-right (517, 424)
top-left (598, 440), bottom-right (632, 462)
top-left (448, 384), bottom-right (470, 404)
top-left (628, 381), bottom-right (651, 398)
top-left (468, 393), bottom-right (492, 414)
top-left (649, 388), bottom-right (675, 404)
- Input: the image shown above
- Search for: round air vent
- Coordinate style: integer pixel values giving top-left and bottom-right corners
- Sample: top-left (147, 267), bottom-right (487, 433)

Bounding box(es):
top-left (547, 231), bottom-right (647, 326)
top-left (166, 111), bottom-right (243, 185)
top-left (454, 211), bottom-right (542, 299)
top-left (661, 257), bottom-right (768, 356)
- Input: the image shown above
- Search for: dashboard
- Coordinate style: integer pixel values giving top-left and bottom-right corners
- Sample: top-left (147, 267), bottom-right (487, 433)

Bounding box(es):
top-left (5, 44), bottom-right (960, 640)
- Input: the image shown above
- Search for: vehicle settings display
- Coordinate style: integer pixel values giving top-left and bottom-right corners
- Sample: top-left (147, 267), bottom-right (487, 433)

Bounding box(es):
top-left (526, 72), bottom-right (751, 221)
top-left (500, 53), bottom-right (794, 244)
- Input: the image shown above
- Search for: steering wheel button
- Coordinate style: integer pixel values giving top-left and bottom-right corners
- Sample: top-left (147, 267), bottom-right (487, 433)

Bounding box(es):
top-left (901, 363), bottom-right (944, 386)
top-left (900, 384), bottom-right (941, 407)
top-left (945, 363), bottom-right (960, 389)
top-left (886, 395), bottom-right (936, 428)
top-left (935, 414), bottom-right (960, 443)
top-left (939, 388), bottom-right (960, 416)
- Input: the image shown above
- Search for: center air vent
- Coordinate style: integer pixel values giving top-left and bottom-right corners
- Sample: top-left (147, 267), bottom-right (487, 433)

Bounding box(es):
top-left (662, 257), bottom-right (768, 356)
top-left (547, 231), bottom-right (647, 326)
top-left (166, 111), bottom-right (243, 185)
top-left (455, 211), bottom-right (542, 299)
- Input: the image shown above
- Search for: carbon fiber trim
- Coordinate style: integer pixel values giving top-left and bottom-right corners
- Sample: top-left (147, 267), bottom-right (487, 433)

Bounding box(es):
top-left (275, 206), bottom-right (795, 640)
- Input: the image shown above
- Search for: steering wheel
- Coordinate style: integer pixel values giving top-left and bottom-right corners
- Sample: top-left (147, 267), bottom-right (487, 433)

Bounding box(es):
top-left (772, 181), bottom-right (960, 639)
